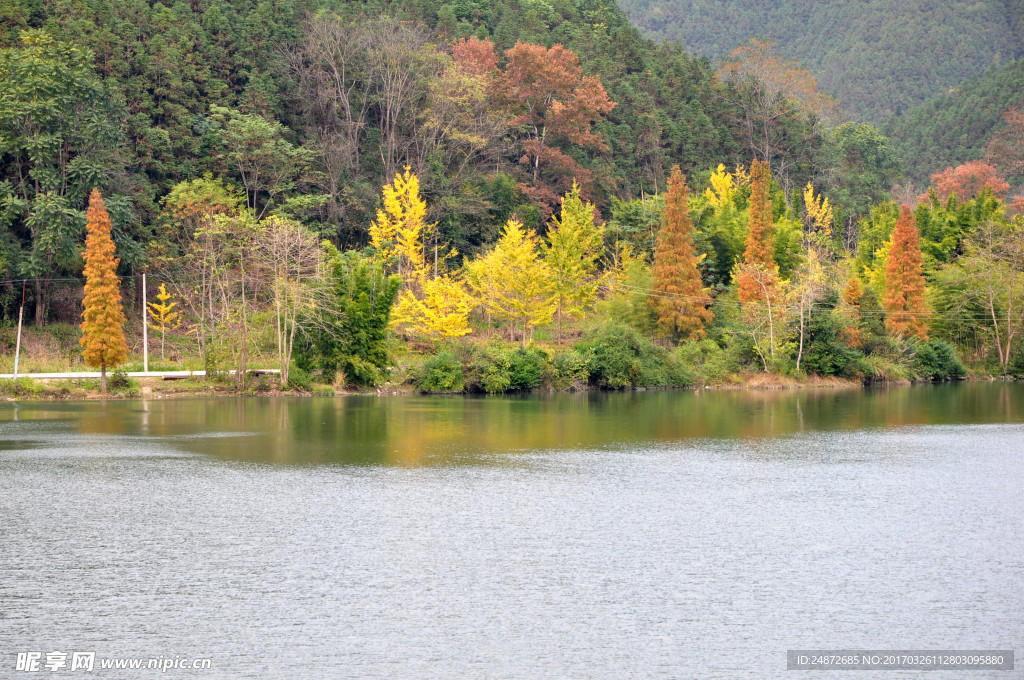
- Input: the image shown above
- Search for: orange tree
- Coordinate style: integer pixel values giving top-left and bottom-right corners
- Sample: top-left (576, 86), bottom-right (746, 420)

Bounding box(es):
top-left (80, 188), bottom-right (128, 393)
top-left (883, 205), bottom-right (929, 339)
top-left (650, 166), bottom-right (712, 340)
top-left (735, 159), bottom-right (785, 368)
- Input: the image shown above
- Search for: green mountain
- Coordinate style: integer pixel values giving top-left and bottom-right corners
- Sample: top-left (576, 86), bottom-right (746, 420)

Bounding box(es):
top-left (618, 0), bottom-right (1024, 123)
top-left (885, 58), bottom-right (1024, 184)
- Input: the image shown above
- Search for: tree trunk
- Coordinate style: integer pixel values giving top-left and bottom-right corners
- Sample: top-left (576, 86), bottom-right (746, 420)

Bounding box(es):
top-left (796, 303), bottom-right (805, 372)
top-left (100, 363), bottom-right (107, 394)
top-left (556, 302), bottom-right (563, 348)
top-left (33, 278), bottom-right (45, 327)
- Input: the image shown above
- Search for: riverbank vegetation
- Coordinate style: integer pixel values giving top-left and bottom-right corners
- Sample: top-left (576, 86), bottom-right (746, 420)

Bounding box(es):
top-left (1, 0), bottom-right (1022, 398)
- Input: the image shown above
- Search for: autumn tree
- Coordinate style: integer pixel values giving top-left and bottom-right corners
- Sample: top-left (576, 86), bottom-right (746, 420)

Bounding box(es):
top-left (735, 159), bottom-right (783, 367)
top-left (699, 164), bottom-right (748, 286)
top-left (737, 160), bottom-right (776, 291)
top-left (883, 205), bottom-right (929, 339)
top-left (466, 219), bottom-right (555, 346)
top-left (543, 182), bottom-right (605, 345)
top-left (452, 36), bottom-right (499, 78)
top-left (147, 284), bottom-right (181, 361)
top-left (790, 182), bottom-right (834, 370)
top-left (802, 182), bottom-right (833, 250)
top-left (495, 42), bottom-right (615, 215)
top-left (369, 167), bottom-right (430, 277)
top-left (376, 168), bottom-right (477, 343)
top-left (925, 161), bottom-right (1010, 203)
top-left (80, 189), bottom-right (128, 393)
top-left (392, 275), bottom-right (476, 343)
top-left (717, 39), bottom-right (836, 191)
top-left (650, 167), bottom-right (712, 340)
top-left (838, 276), bottom-right (864, 349)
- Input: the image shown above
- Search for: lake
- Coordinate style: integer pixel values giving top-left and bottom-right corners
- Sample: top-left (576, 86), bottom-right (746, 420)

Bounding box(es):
top-left (1, 384), bottom-right (1022, 678)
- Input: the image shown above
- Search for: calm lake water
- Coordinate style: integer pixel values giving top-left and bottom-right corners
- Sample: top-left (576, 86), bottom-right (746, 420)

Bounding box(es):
top-left (1, 384), bottom-right (1022, 678)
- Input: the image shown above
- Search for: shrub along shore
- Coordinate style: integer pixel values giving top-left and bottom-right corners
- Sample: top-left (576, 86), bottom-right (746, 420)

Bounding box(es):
top-left (0, 318), bottom-right (985, 403)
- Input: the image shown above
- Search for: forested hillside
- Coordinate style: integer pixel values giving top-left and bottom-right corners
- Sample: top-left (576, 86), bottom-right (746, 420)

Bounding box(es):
top-left (618, 0), bottom-right (1024, 122)
top-left (886, 58), bottom-right (1024, 184)
top-left (2, 0), bottom-right (853, 318)
top-left (2, 0), bottom-right (1022, 393)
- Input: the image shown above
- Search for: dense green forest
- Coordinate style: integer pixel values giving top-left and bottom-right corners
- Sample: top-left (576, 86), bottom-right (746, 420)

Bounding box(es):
top-left (886, 58), bottom-right (1024, 184)
top-left (618, 0), bottom-right (1024, 123)
top-left (1, 0), bottom-right (1022, 396)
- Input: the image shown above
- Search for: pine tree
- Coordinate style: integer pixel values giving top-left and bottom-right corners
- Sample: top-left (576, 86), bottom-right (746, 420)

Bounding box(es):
top-left (650, 166), bottom-right (712, 339)
top-left (80, 188), bottom-right (128, 393)
top-left (883, 205), bottom-right (929, 339)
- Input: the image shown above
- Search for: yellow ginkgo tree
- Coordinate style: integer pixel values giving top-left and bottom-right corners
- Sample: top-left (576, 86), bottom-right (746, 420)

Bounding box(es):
top-left (542, 182), bottom-right (605, 345)
top-left (374, 169), bottom-right (477, 343)
top-left (392, 275), bottom-right (476, 342)
top-left (802, 181), bottom-right (833, 249)
top-left (704, 164), bottom-right (736, 208)
top-left (147, 283), bottom-right (181, 361)
top-left (369, 166), bottom-right (430, 277)
top-left (467, 219), bottom-right (556, 347)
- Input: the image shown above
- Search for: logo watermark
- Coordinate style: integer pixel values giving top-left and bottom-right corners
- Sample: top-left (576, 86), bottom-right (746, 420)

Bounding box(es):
top-left (15, 652), bottom-right (211, 672)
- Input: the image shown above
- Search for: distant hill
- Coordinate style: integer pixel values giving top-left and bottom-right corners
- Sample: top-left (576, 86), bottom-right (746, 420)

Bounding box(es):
top-left (885, 58), bottom-right (1024, 184)
top-left (618, 0), bottom-right (1024, 123)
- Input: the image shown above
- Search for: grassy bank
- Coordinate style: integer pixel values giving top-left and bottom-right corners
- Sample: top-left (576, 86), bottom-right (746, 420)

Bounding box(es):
top-left (1, 317), bottom-right (1007, 402)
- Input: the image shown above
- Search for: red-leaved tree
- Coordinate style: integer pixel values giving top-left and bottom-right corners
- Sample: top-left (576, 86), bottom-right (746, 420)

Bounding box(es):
top-left (452, 36), bottom-right (498, 78)
top-left (735, 159), bottom-right (783, 368)
top-left (495, 42), bottom-right (615, 216)
top-left (925, 160), bottom-right (1009, 203)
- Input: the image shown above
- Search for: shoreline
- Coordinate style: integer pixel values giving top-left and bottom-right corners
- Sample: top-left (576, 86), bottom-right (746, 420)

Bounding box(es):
top-left (2, 371), bottom-right (1010, 403)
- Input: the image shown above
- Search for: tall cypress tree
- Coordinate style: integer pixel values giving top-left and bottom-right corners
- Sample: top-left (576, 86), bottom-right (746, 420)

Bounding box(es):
top-left (883, 205), bottom-right (929, 339)
top-left (80, 189), bottom-right (128, 393)
top-left (650, 166), bottom-right (712, 339)
top-left (737, 158), bottom-right (777, 305)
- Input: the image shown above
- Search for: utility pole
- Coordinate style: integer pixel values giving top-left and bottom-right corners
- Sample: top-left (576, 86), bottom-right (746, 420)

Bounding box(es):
top-left (142, 272), bottom-right (149, 372)
top-left (13, 281), bottom-right (26, 378)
